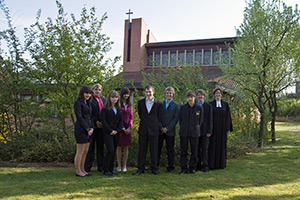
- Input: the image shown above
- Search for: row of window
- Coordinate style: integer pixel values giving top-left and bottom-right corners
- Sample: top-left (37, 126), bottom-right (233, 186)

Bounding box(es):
top-left (147, 49), bottom-right (232, 67)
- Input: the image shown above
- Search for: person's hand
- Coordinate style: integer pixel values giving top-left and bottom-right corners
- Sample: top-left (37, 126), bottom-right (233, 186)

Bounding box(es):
top-left (88, 128), bottom-right (94, 136)
top-left (110, 130), bottom-right (117, 135)
top-left (96, 121), bottom-right (103, 128)
top-left (206, 133), bottom-right (211, 137)
top-left (161, 127), bottom-right (168, 134)
top-left (125, 128), bottom-right (131, 135)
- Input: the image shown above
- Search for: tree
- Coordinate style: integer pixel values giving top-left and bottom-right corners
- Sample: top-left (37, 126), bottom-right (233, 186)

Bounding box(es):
top-left (221, 0), bottom-right (300, 147)
top-left (0, 0), bottom-right (44, 140)
top-left (24, 0), bottom-right (121, 136)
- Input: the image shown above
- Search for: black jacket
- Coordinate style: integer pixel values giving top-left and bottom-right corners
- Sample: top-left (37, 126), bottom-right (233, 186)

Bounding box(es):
top-left (74, 99), bottom-right (94, 132)
top-left (91, 96), bottom-right (106, 125)
top-left (179, 102), bottom-right (204, 137)
top-left (138, 98), bottom-right (163, 136)
top-left (199, 101), bottom-right (213, 136)
top-left (101, 107), bottom-right (123, 135)
top-left (159, 100), bottom-right (180, 136)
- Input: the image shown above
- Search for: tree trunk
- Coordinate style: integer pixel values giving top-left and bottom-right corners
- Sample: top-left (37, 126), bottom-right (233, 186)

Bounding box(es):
top-left (271, 100), bottom-right (278, 143)
top-left (258, 113), bottom-right (264, 148)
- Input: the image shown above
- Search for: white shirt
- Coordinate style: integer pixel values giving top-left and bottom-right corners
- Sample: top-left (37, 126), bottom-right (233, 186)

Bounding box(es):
top-left (146, 97), bottom-right (155, 113)
top-left (216, 100), bottom-right (222, 107)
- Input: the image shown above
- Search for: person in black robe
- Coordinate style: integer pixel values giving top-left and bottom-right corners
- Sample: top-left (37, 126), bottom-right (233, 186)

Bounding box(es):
top-left (209, 88), bottom-right (233, 169)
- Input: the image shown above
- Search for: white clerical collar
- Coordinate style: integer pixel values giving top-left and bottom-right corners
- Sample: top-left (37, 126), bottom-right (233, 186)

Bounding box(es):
top-left (216, 100), bottom-right (222, 107)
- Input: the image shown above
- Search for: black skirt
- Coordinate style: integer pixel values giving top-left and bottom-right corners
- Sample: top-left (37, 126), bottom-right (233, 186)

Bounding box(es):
top-left (74, 130), bottom-right (90, 144)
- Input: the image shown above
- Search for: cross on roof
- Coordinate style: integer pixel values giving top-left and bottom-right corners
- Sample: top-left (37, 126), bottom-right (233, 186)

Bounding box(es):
top-left (126, 9), bottom-right (133, 22)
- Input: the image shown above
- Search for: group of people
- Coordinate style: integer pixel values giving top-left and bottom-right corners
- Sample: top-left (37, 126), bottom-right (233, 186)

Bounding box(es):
top-left (73, 84), bottom-right (232, 177)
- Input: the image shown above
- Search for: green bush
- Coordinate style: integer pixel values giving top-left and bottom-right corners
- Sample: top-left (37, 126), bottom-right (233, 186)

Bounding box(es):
top-left (277, 99), bottom-right (300, 117)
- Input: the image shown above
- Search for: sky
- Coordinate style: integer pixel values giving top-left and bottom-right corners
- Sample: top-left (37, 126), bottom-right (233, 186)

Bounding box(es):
top-left (0, 0), bottom-right (299, 67)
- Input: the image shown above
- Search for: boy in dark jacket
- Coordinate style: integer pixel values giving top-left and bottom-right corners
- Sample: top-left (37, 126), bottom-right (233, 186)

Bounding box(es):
top-left (179, 90), bottom-right (204, 174)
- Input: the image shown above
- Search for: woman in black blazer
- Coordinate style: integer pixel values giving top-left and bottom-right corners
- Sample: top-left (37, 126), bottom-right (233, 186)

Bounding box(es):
top-left (74, 86), bottom-right (94, 177)
top-left (101, 90), bottom-right (123, 176)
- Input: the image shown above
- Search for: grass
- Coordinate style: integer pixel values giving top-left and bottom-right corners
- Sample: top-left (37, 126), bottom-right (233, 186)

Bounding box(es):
top-left (0, 122), bottom-right (300, 199)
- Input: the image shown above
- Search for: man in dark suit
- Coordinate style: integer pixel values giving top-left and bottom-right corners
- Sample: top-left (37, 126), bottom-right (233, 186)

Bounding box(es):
top-left (179, 90), bottom-right (204, 174)
top-left (85, 84), bottom-right (106, 173)
top-left (158, 86), bottom-right (180, 173)
top-left (196, 89), bottom-right (213, 172)
top-left (133, 84), bottom-right (163, 175)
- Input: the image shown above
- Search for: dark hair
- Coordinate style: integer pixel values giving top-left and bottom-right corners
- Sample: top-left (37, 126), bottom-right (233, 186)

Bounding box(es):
top-left (213, 87), bottom-right (223, 95)
top-left (78, 85), bottom-right (92, 103)
top-left (105, 90), bottom-right (121, 109)
top-left (145, 84), bottom-right (155, 91)
top-left (196, 89), bottom-right (206, 96)
top-left (120, 87), bottom-right (131, 106)
top-left (186, 90), bottom-right (196, 97)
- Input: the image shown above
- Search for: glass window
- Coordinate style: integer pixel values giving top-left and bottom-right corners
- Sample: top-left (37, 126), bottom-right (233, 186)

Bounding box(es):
top-left (222, 50), bottom-right (230, 64)
top-left (147, 54), bottom-right (153, 66)
top-left (170, 52), bottom-right (176, 66)
top-left (178, 52), bottom-right (185, 66)
top-left (203, 51), bottom-right (211, 65)
top-left (195, 51), bottom-right (202, 66)
top-left (162, 53), bottom-right (168, 66)
top-left (154, 53), bottom-right (160, 66)
top-left (213, 50), bottom-right (220, 65)
top-left (186, 51), bottom-right (193, 66)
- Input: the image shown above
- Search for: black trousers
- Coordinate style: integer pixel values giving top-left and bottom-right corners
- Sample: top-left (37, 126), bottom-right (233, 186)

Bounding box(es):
top-left (137, 133), bottom-right (159, 171)
top-left (158, 134), bottom-right (175, 171)
top-left (84, 128), bottom-right (105, 172)
top-left (180, 136), bottom-right (199, 171)
top-left (103, 133), bottom-right (120, 172)
top-left (197, 135), bottom-right (210, 169)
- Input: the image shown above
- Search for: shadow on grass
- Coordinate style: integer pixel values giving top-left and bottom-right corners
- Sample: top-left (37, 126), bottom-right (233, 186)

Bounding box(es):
top-left (0, 122), bottom-right (300, 199)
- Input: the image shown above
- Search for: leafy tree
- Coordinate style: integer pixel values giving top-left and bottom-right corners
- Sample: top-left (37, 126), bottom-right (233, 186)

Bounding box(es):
top-left (141, 64), bottom-right (207, 103)
top-left (221, 0), bottom-right (300, 147)
top-left (24, 0), bottom-right (121, 136)
top-left (0, 0), bottom-right (44, 139)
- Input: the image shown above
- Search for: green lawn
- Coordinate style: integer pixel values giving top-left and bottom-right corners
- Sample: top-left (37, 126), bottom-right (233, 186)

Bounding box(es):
top-left (0, 122), bottom-right (299, 200)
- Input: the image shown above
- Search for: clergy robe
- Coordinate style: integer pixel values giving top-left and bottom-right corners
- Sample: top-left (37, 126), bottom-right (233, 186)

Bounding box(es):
top-left (208, 100), bottom-right (233, 169)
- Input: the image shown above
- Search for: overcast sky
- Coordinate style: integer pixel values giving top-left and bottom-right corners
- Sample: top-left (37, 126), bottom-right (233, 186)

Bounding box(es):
top-left (0, 0), bottom-right (299, 67)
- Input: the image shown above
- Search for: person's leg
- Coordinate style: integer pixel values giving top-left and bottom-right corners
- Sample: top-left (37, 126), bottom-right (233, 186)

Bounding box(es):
top-left (149, 134), bottom-right (159, 172)
top-left (97, 129), bottom-right (105, 172)
top-left (116, 146), bottom-right (122, 171)
top-left (180, 136), bottom-right (188, 172)
top-left (75, 143), bottom-right (86, 176)
top-left (103, 134), bottom-right (115, 174)
top-left (137, 134), bottom-right (148, 172)
top-left (157, 134), bottom-right (164, 169)
top-left (189, 137), bottom-right (199, 172)
top-left (122, 146), bottom-right (129, 172)
top-left (82, 143), bottom-right (90, 175)
top-left (165, 135), bottom-right (175, 171)
top-left (84, 134), bottom-right (96, 172)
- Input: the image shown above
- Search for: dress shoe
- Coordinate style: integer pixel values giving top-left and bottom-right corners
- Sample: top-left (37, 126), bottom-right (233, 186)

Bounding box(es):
top-left (203, 166), bottom-right (209, 172)
top-left (110, 171), bottom-right (118, 175)
top-left (98, 168), bottom-right (103, 173)
top-left (132, 170), bottom-right (144, 176)
top-left (167, 169), bottom-right (174, 173)
top-left (75, 173), bottom-right (87, 177)
top-left (179, 170), bottom-right (187, 175)
top-left (116, 167), bottom-right (121, 172)
top-left (103, 171), bottom-right (113, 176)
top-left (189, 169), bottom-right (196, 174)
top-left (152, 170), bottom-right (159, 175)
top-left (85, 173), bottom-right (92, 177)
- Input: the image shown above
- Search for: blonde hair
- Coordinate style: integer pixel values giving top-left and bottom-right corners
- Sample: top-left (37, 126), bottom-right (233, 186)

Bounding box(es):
top-left (92, 83), bottom-right (102, 90)
top-left (164, 86), bottom-right (175, 96)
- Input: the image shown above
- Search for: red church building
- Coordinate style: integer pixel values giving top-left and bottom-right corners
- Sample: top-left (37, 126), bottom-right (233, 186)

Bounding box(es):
top-left (121, 17), bottom-right (235, 92)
